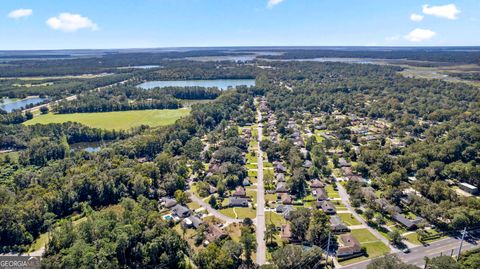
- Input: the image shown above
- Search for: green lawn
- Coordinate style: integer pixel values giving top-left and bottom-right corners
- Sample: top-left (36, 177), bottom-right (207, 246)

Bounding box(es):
top-left (219, 207), bottom-right (256, 219)
top-left (236, 208), bottom-right (257, 219)
top-left (338, 213), bottom-right (361, 226)
top-left (325, 185), bottom-right (340, 198)
top-left (24, 109), bottom-right (191, 130)
top-left (350, 229), bottom-right (378, 243)
top-left (265, 212), bottom-right (287, 226)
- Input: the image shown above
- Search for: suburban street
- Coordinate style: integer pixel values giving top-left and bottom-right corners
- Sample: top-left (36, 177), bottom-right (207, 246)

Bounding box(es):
top-left (255, 107), bottom-right (267, 266)
top-left (337, 182), bottom-right (397, 252)
top-left (341, 236), bottom-right (480, 269)
top-left (187, 190), bottom-right (242, 225)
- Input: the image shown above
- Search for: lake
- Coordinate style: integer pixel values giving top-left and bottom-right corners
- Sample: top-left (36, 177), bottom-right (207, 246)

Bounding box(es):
top-left (69, 141), bottom-right (104, 153)
top-left (137, 79), bottom-right (256, 90)
top-left (0, 97), bottom-right (46, 112)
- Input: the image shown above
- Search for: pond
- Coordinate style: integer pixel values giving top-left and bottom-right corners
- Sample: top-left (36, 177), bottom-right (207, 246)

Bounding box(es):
top-left (69, 141), bottom-right (104, 153)
top-left (137, 79), bottom-right (256, 90)
top-left (0, 97), bottom-right (46, 112)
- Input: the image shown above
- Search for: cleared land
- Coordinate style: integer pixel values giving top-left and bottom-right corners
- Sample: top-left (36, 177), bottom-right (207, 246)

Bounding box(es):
top-left (24, 109), bottom-right (190, 130)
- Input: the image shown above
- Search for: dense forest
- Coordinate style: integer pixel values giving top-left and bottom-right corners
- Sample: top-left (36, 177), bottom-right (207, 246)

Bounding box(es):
top-left (53, 85), bottom-right (221, 114)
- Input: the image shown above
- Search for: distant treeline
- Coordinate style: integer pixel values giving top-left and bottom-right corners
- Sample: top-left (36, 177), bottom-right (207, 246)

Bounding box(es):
top-left (0, 50), bottom-right (251, 77)
top-left (258, 48), bottom-right (480, 65)
top-left (53, 86), bottom-right (221, 114)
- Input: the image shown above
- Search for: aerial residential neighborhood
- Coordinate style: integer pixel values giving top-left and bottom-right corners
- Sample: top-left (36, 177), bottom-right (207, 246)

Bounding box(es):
top-left (1, 1), bottom-right (479, 269)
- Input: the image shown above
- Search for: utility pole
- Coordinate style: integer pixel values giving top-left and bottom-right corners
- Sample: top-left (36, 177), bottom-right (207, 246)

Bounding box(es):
top-left (457, 227), bottom-right (467, 259)
top-left (325, 232), bottom-right (331, 268)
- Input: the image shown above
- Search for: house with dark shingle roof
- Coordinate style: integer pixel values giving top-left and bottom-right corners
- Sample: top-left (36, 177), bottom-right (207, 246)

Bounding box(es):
top-left (276, 182), bottom-right (288, 193)
top-left (172, 204), bottom-right (191, 218)
top-left (393, 213), bottom-right (423, 230)
top-left (318, 201), bottom-right (336, 215)
top-left (337, 234), bottom-right (362, 257)
top-left (330, 215), bottom-right (349, 233)
top-left (228, 197), bottom-right (249, 207)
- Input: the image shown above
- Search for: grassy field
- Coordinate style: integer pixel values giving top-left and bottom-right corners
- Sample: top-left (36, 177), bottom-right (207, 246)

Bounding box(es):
top-left (24, 109), bottom-right (190, 130)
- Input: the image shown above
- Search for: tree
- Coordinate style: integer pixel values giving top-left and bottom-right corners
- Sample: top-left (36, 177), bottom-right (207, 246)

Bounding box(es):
top-left (272, 245), bottom-right (304, 269)
top-left (367, 255), bottom-right (420, 269)
top-left (307, 210), bottom-right (331, 246)
top-left (24, 111), bottom-right (33, 120)
top-left (240, 226), bottom-right (257, 263)
top-left (265, 223), bottom-right (279, 246)
top-left (39, 106), bottom-right (49, 114)
top-left (174, 190), bottom-right (188, 205)
top-left (388, 230), bottom-right (403, 246)
top-left (288, 168), bottom-right (307, 198)
top-left (208, 195), bottom-right (217, 209)
top-left (425, 256), bottom-right (459, 269)
top-left (290, 208), bottom-right (311, 242)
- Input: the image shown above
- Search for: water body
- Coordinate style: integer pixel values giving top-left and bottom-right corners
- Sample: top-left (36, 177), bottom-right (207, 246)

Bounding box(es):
top-left (69, 141), bottom-right (103, 153)
top-left (130, 65), bottom-right (161, 69)
top-left (137, 79), bottom-right (256, 90)
top-left (0, 97), bottom-right (46, 112)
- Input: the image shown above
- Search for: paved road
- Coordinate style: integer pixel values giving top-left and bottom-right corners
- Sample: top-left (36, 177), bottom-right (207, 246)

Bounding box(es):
top-left (187, 191), bottom-right (242, 225)
top-left (255, 106), bottom-right (267, 266)
top-left (337, 183), bottom-right (397, 252)
top-left (341, 237), bottom-right (480, 269)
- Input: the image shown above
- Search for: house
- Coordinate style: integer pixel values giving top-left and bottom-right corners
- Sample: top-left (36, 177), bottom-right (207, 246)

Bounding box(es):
top-left (183, 216), bottom-right (203, 229)
top-left (342, 167), bottom-right (354, 177)
top-left (275, 163), bottom-right (287, 173)
top-left (172, 205), bottom-right (191, 218)
top-left (339, 158), bottom-right (350, 167)
top-left (282, 206), bottom-right (294, 220)
top-left (310, 179), bottom-right (325, 189)
top-left (208, 185), bottom-right (218, 194)
top-left (314, 188), bottom-right (328, 201)
top-left (281, 194), bottom-right (293, 205)
top-left (163, 198), bottom-right (177, 208)
top-left (303, 160), bottom-right (313, 168)
top-left (280, 224), bottom-right (292, 242)
top-left (205, 223), bottom-right (227, 242)
top-left (318, 201), bottom-right (336, 215)
top-left (330, 215), bottom-right (350, 233)
top-left (276, 182), bottom-right (288, 193)
top-left (243, 178), bottom-right (251, 186)
top-left (459, 182), bottom-right (478, 195)
top-left (393, 213), bottom-right (424, 230)
top-left (337, 234), bottom-right (362, 257)
top-left (229, 197), bottom-right (249, 207)
top-left (276, 204), bottom-right (293, 214)
top-left (276, 173), bottom-right (286, 182)
top-left (233, 186), bottom-right (246, 197)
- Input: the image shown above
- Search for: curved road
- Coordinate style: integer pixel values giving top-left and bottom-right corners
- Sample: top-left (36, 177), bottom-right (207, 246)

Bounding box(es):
top-left (187, 191), bottom-right (243, 224)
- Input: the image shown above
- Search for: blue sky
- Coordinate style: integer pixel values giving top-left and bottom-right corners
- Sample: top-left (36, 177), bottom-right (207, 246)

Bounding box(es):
top-left (1, 0), bottom-right (479, 50)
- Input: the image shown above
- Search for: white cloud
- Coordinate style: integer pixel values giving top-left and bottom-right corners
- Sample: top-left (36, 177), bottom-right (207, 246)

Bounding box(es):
top-left (404, 28), bottom-right (436, 42)
top-left (46, 13), bottom-right (98, 32)
top-left (8, 9), bottom-right (32, 19)
top-left (267, 0), bottom-right (285, 8)
top-left (410, 13), bottom-right (424, 22)
top-left (422, 4), bottom-right (460, 20)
